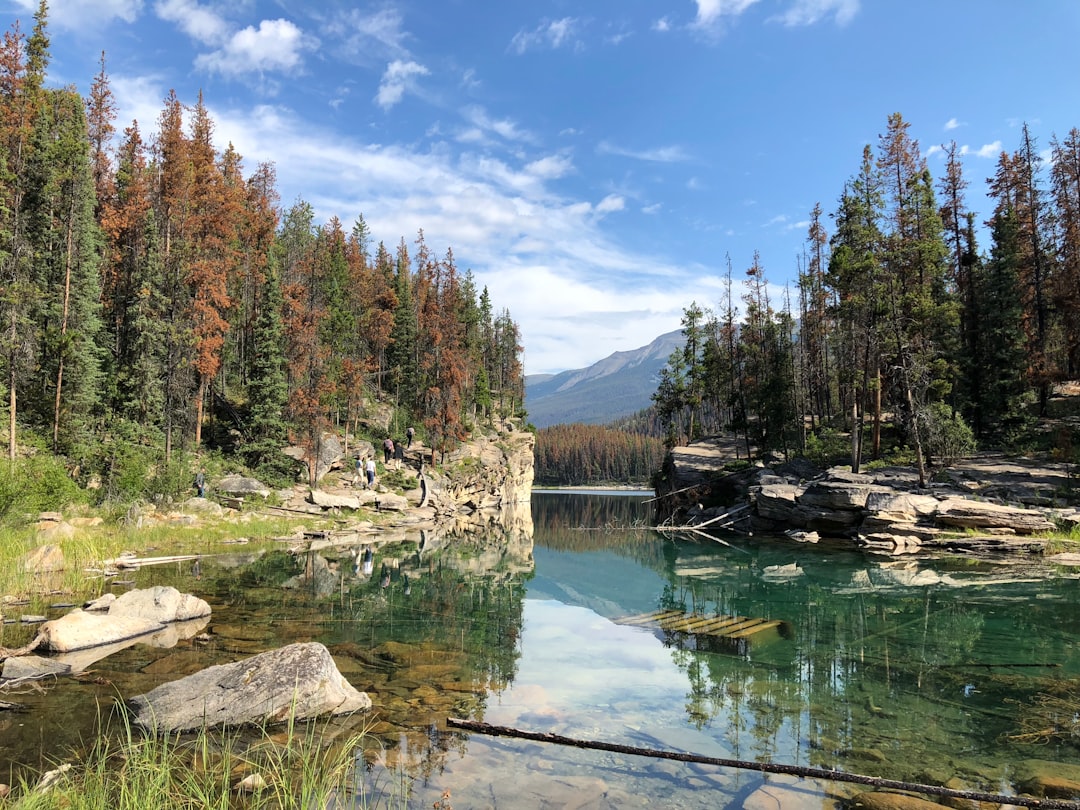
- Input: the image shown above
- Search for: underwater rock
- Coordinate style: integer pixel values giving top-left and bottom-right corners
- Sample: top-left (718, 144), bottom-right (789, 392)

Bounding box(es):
top-left (128, 642), bottom-right (371, 732)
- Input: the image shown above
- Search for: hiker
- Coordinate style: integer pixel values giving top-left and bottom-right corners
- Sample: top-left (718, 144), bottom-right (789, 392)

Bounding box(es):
top-left (365, 456), bottom-right (376, 488)
top-left (383, 437), bottom-right (394, 464)
top-left (394, 440), bottom-right (405, 468)
top-left (406, 426), bottom-right (415, 448)
top-left (194, 471), bottom-right (205, 498)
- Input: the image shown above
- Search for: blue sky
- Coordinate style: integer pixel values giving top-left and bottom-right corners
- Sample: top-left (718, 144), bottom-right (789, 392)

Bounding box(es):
top-left (6, 0), bottom-right (1080, 375)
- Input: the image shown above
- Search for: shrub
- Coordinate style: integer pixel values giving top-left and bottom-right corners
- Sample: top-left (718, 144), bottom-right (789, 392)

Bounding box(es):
top-left (0, 454), bottom-right (86, 524)
top-left (924, 402), bottom-right (976, 465)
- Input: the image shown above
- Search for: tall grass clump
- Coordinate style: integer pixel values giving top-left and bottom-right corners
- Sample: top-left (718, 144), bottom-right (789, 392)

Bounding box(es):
top-left (5, 710), bottom-right (398, 809)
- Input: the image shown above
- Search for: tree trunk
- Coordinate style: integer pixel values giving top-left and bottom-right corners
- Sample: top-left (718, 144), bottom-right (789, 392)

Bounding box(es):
top-left (195, 376), bottom-right (206, 447)
top-left (53, 207), bottom-right (75, 450)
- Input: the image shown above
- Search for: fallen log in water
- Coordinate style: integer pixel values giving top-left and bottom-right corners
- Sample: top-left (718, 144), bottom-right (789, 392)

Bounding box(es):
top-left (445, 718), bottom-right (1080, 810)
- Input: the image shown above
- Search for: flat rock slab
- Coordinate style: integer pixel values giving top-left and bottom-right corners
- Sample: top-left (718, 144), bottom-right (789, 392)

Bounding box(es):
top-left (37, 586), bottom-right (211, 653)
top-left (128, 642), bottom-right (372, 732)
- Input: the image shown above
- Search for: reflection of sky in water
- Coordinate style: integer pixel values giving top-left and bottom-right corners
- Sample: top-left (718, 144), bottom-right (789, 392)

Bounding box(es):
top-left (488, 599), bottom-right (752, 759)
top-left (483, 595), bottom-right (817, 771)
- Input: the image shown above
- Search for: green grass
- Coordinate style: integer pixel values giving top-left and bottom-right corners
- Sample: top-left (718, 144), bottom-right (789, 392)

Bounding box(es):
top-left (5, 711), bottom-right (403, 809)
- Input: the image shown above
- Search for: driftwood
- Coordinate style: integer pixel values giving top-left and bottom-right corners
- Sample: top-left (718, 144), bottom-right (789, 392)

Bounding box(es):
top-left (445, 718), bottom-right (1080, 810)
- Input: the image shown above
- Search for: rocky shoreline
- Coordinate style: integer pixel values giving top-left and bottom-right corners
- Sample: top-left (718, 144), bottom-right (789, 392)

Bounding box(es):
top-left (656, 439), bottom-right (1080, 557)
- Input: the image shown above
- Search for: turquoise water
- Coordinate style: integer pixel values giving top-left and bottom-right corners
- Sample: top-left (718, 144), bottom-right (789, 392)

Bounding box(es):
top-left (3, 490), bottom-right (1080, 808)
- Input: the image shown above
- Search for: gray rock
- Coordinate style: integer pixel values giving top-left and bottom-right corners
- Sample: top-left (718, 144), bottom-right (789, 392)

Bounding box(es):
top-left (863, 491), bottom-right (940, 518)
top-left (308, 489), bottom-right (362, 510)
top-left (216, 475), bottom-right (271, 499)
top-left (127, 642), bottom-right (372, 732)
top-left (37, 587), bottom-right (211, 653)
top-left (2, 655), bottom-right (71, 681)
top-left (935, 497), bottom-right (1057, 535)
top-left (799, 479), bottom-right (889, 510)
top-left (754, 484), bottom-right (802, 522)
top-left (23, 544), bottom-right (65, 574)
top-left (374, 493), bottom-right (410, 512)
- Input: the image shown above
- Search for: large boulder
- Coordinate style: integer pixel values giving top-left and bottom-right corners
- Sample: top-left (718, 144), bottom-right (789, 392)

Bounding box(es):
top-left (216, 475), bottom-right (272, 499)
top-left (308, 489), bottom-right (362, 510)
top-left (36, 586), bottom-right (211, 653)
top-left (935, 497), bottom-right (1057, 535)
top-left (127, 642), bottom-right (372, 732)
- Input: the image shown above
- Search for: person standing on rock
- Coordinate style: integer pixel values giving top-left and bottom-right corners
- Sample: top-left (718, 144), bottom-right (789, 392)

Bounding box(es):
top-left (406, 426), bottom-right (415, 449)
top-left (365, 457), bottom-right (376, 489)
top-left (383, 437), bottom-right (394, 464)
top-left (194, 471), bottom-right (206, 498)
top-left (394, 440), bottom-right (405, 468)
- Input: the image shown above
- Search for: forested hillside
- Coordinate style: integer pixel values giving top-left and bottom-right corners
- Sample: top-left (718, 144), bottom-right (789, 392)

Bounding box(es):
top-left (0, 6), bottom-right (524, 515)
top-left (653, 113), bottom-right (1080, 483)
top-left (533, 423), bottom-right (664, 487)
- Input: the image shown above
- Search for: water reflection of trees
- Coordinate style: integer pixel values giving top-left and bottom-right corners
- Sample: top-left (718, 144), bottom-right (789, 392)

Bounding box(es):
top-left (532, 491), bottom-right (668, 573)
top-left (634, 535), bottom-right (1080, 782)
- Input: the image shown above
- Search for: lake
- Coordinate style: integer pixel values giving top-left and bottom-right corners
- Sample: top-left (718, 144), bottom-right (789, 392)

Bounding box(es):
top-left (2, 490), bottom-right (1079, 808)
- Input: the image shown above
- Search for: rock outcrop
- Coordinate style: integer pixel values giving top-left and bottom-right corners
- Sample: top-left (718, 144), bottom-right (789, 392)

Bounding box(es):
top-left (655, 438), bottom-right (1073, 554)
top-left (127, 642), bottom-right (371, 732)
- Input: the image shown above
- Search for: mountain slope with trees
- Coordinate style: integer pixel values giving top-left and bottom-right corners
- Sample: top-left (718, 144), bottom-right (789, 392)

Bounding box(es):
top-left (652, 112), bottom-right (1080, 480)
top-left (0, 4), bottom-right (525, 520)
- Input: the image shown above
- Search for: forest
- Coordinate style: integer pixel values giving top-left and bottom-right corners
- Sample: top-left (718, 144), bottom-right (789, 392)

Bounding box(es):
top-left (532, 423), bottom-right (665, 487)
top-left (0, 5), bottom-right (525, 517)
top-left (651, 112), bottom-right (1080, 486)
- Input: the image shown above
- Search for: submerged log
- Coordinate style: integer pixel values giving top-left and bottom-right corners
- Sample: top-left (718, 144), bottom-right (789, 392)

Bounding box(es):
top-left (446, 718), bottom-right (1080, 810)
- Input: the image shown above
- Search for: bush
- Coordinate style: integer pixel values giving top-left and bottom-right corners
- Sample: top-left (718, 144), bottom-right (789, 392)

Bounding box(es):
top-left (924, 402), bottom-right (976, 465)
top-left (0, 454), bottom-right (86, 524)
top-left (804, 428), bottom-right (849, 466)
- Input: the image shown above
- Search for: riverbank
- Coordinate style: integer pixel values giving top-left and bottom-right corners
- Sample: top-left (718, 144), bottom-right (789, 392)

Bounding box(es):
top-left (653, 439), bottom-right (1080, 557)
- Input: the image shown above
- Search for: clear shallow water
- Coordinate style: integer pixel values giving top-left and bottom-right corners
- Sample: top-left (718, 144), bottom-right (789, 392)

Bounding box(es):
top-left (3, 490), bottom-right (1080, 808)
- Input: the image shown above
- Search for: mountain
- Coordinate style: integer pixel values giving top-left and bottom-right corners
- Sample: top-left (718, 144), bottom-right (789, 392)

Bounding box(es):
top-left (525, 330), bottom-right (685, 428)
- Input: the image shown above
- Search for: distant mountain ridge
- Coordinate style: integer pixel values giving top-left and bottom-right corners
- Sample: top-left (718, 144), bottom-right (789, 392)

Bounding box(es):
top-left (525, 330), bottom-right (685, 428)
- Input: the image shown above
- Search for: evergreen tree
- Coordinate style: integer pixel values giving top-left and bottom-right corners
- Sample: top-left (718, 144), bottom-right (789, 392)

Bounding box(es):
top-left (974, 205), bottom-right (1034, 444)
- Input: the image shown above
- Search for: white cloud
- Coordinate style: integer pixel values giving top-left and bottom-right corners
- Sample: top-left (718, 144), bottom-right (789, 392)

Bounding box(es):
top-left (772, 0), bottom-right (859, 27)
top-left (510, 17), bottom-right (580, 54)
top-left (11, 0), bottom-right (143, 28)
top-left (959, 140), bottom-right (1004, 159)
top-left (325, 7), bottom-right (410, 66)
top-left (462, 106), bottom-right (534, 143)
top-left (525, 154), bottom-right (574, 180)
top-left (653, 17), bottom-right (672, 32)
top-left (596, 194), bottom-right (626, 215)
top-left (694, 0), bottom-right (761, 27)
top-left (375, 59), bottom-right (429, 110)
top-left (154, 0), bottom-right (229, 44)
top-left (598, 141), bottom-right (690, 163)
top-left (945, 117), bottom-right (962, 131)
top-left (195, 19), bottom-right (311, 76)
top-left (642, 203), bottom-right (662, 214)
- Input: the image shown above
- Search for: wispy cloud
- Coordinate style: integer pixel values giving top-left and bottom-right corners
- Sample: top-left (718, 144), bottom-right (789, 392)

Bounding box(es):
top-left (525, 154), bottom-right (575, 180)
top-left (12, 0), bottom-right (144, 28)
top-left (959, 140), bottom-right (1004, 159)
top-left (694, 0), bottom-right (858, 28)
top-left (598, 141), bottom-right (690, 163)
top-left (324, 7), bottom-right (411, 67)
top-left (945, 117), bottom-right (963, 131)
top-left (509, 17), bottom-right (580, 54)
top-left (693, 0), bottom-right (761, 28)
top-left (375, 60), bottom-right (429, 110)
top-left (155, 0), bottom-right (230, 43)
top-left (772, 0), bottom-right (859, 26)
top-left (461, 106), bottom-right (534, 143)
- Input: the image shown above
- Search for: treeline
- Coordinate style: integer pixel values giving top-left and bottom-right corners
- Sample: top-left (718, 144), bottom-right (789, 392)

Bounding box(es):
top-left (654, 112), bottom-right (1080, 483)
top-left (533, 423), bottom-right (664, 486)
top-left (0, 6), bottom-right (523, 494)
